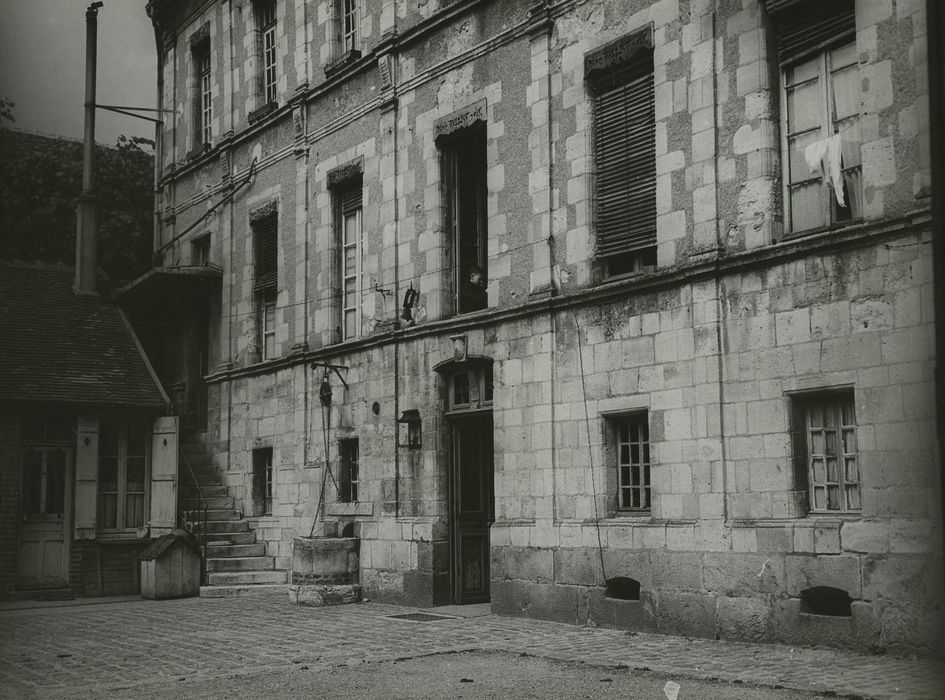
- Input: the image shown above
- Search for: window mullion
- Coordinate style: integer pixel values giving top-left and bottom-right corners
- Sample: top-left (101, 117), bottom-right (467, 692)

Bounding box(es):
top-left (819, 53), bottom-right (832, 224)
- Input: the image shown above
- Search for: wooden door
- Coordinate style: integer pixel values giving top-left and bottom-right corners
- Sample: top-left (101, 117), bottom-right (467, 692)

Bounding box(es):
top-left (451, 414), bottom-right (494, 604)
top-left (17, 447), bottom-right (70, 589)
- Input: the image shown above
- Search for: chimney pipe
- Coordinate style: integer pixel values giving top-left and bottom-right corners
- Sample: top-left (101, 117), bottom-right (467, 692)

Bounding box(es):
top-left (75, 1), bottom-right (103, 295)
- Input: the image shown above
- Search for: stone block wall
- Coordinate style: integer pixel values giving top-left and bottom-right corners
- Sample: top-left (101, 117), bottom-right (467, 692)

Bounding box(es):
top-left (151, 0), bottom-right (942, 654)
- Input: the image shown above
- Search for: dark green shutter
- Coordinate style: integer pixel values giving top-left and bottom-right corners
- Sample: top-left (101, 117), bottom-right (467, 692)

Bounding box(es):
top-left (594, 68), bottom-right (656, 259)
top-left (254, 214), bottom-right (278, 291)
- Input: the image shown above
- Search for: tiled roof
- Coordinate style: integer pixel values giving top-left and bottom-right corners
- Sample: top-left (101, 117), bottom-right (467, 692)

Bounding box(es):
top-left (0, 262), bottom-right (167, 410)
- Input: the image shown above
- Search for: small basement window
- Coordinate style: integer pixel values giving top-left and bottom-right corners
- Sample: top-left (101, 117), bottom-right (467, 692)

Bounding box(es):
top-left (800, 586), bottom-right (852, 617)
top-left (605, 576), bottom-right (641, 601)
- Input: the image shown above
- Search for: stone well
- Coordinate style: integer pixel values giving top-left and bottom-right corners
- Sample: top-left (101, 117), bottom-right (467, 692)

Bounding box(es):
top-left (288, 536), bottom-right (361, 607)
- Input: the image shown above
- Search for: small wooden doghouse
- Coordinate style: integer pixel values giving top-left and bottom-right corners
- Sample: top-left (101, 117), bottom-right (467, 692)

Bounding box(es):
top-left (139, 530), bottom-right (201, 600)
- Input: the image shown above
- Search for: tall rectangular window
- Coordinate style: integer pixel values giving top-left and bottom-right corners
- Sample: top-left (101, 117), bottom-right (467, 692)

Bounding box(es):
top-left (253, 208), bottom-right (278, 360)
top-left (336, 184), bottom-right (362, 341)
top-left (258, 289), bottom-right (276, 360)
top-left (98, 421), bottom-right (148, 531)
top-left (338, 438), bottom-right (359, 503)
top-left (193, 42), bottom-right (212, 147)
top-left (775, 1), bottom-right (861, 233)
top-left (340, 0), bottom-right (360, 54)
top-left (442, 125), bottom-right (488, 314)
top-left (613, 414), bottom-right (650, 512)
top-left (792, 392), bottom-right (859, 513)
top-left (192, 234), bottom-right (211, 266)
top-left (259, 0), bottom-right (277, 104)
top-left (589, 35), bottom-right (656, 277)
top-left (252, 447), bottom-right (273, 516)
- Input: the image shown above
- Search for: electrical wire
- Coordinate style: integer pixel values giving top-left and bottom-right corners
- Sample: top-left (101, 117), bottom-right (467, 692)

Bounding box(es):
top-left (573, 308), bottom-right (608, 586)
top-left (130, 233), bottom-right (557, 330)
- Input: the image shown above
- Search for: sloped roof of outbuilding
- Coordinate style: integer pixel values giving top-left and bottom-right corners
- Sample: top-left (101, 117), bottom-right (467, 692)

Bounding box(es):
top-left (0, 262), bottom-right (167, 410)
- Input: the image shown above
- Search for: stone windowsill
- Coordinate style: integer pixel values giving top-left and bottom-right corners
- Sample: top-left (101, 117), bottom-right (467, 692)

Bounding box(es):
top-left (248, 101), bottom-right (278, 125)
top-left (325, 502), bottom-right (373, 517)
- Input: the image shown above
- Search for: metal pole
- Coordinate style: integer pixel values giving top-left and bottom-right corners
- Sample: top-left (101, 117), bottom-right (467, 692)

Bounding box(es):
top-left (75, 1), bottom-right (103, 294)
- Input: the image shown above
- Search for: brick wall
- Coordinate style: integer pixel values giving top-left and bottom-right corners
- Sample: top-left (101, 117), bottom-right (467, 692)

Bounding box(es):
top-left (0, 412), bottom-right (21, 598)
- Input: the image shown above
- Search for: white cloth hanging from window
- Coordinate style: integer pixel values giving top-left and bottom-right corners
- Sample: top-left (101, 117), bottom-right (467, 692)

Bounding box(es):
top-left (804, 134), bottom-right (846, 208)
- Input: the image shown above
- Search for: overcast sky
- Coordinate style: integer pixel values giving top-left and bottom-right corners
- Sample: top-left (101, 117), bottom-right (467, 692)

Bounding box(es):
top-left (0, 0), bottom-right (156, 144)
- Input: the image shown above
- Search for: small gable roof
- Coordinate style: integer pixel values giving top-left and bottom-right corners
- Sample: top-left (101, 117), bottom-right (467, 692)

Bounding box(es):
top-left (0, 262), bottom-right (167, 410)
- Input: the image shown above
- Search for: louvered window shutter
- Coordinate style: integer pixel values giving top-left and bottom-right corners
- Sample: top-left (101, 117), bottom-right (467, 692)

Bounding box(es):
top-left (593, 66), bottom-right (656, 259)
top-left (74, 416), bottom-right (99, 539)
top-left (339, 184), bottom-right (362, 216)
top-left (254, 214), bottom-right (278, 291)
top-left (767, 0), bottom-right (855, 63)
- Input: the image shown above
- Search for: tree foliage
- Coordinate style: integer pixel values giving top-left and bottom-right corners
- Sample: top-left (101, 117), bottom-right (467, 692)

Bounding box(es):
top-left (0, 129), bottom-right (154, 283)
top-left (0, 99), bottom-right (14, 124)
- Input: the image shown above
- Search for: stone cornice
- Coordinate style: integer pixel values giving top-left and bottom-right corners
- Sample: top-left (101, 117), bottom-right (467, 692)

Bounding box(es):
top-left (203, 210), bottom-right (931, 385)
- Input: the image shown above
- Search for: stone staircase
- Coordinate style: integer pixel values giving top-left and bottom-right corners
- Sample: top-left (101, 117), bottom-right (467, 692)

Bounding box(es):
top-left (179, 438), bottom-right (287, 597)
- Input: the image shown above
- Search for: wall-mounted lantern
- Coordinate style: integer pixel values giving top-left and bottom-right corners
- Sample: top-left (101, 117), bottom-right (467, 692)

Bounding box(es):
top-left (397, 409), bottom-right (421, 449)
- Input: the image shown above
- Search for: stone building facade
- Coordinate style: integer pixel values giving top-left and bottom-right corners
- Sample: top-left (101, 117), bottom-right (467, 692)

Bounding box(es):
top-left (145, 0), bottom-right (943, 653)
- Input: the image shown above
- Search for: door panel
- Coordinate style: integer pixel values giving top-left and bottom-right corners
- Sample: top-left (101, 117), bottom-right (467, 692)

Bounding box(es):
top-left (452, 415), bottom-right (493, 604)
top-left (17, 447), bottom-right (70, 589)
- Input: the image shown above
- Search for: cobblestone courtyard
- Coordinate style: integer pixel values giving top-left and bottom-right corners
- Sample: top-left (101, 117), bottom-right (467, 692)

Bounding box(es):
top-left (1, 593), bottom-right (943, 699)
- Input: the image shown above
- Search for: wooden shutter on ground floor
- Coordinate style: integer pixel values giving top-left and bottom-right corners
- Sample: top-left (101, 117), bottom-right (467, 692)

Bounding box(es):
top-left (768, 0), bottom-right (855, 64)
top-left (150, 416), bottom-right (178, 536)
top-left (74, 416), bottom-right (98, 539)
top-left (593, 66), bottom-right (656, 259)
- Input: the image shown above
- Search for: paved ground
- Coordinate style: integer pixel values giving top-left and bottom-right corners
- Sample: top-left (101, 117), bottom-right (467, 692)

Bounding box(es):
top-left (29, 651), bottom-right (823, 700)
top-left (1, 592), bottom-right (943, 699)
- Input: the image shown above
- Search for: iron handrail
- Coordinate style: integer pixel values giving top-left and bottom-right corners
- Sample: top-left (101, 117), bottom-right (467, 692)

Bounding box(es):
top-left (178, 445), bottom-right (209, 585)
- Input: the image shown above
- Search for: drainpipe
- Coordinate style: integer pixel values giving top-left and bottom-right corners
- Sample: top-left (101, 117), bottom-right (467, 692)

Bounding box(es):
top-left (149, 9), bottom-right (164, 259)
top-left (75, 1), bottom-right (104, 295)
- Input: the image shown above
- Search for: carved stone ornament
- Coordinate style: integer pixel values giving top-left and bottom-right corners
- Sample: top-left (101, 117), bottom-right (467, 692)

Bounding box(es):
top-left (450, 334), bottom-right (467, 363)
top-left (583, 27), bottom-right (653, 80)
top-left (189, 22), bottom-right (210, 50)
top-left (218, 150), bottom-right (231, 181)
top-left (434, 99), bottom-right (486, 140)
top-left (249, 199), bottom-right (278, 223)
top-left (327, 157), bottom-right (364, 189)
top-left (377, 53), bottom-right (394, 90)
top-left (292, 104), bottom-right (305, 139)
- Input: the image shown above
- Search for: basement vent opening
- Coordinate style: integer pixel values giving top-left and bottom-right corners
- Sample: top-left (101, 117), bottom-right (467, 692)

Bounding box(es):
top-left (800, 586), bottom-right (852, 617)
top-left (605, 577), bottom-right (641, 601)
top-left (387, 612), bottom-right (458, 622)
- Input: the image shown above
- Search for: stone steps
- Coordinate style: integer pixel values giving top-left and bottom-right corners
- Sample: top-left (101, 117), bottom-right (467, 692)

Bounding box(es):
top-left (180, 484), bottom-right (229, 499)
top-left (195, 519), bottom-right (249, 534)
top-left (207, 556), bottom-right (275, 572)
top-left (207, 570), bottom-right (287, 586)
top-left (202, 496), bottom-right (236, 510)
top-left (199, 583), bottom-right (287, 598)
top-left (206, 542), bottom-right (266, 558)
top-left (203, 531), bottom-right (258, 545)
top-left (180, 438), bottom-right (284, 597)
top-left (199, 509), bottom-right (242, 521)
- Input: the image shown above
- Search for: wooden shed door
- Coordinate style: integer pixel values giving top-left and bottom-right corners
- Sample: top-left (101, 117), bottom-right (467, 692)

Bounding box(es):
top-left (17, 447), bottom-right (71, 589)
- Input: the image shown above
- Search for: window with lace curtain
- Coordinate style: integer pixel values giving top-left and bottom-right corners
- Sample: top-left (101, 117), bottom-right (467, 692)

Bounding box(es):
top-left (775, 1), bottom-right (862, 233)
top-left (98, 421), bottom-right (148, 531)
